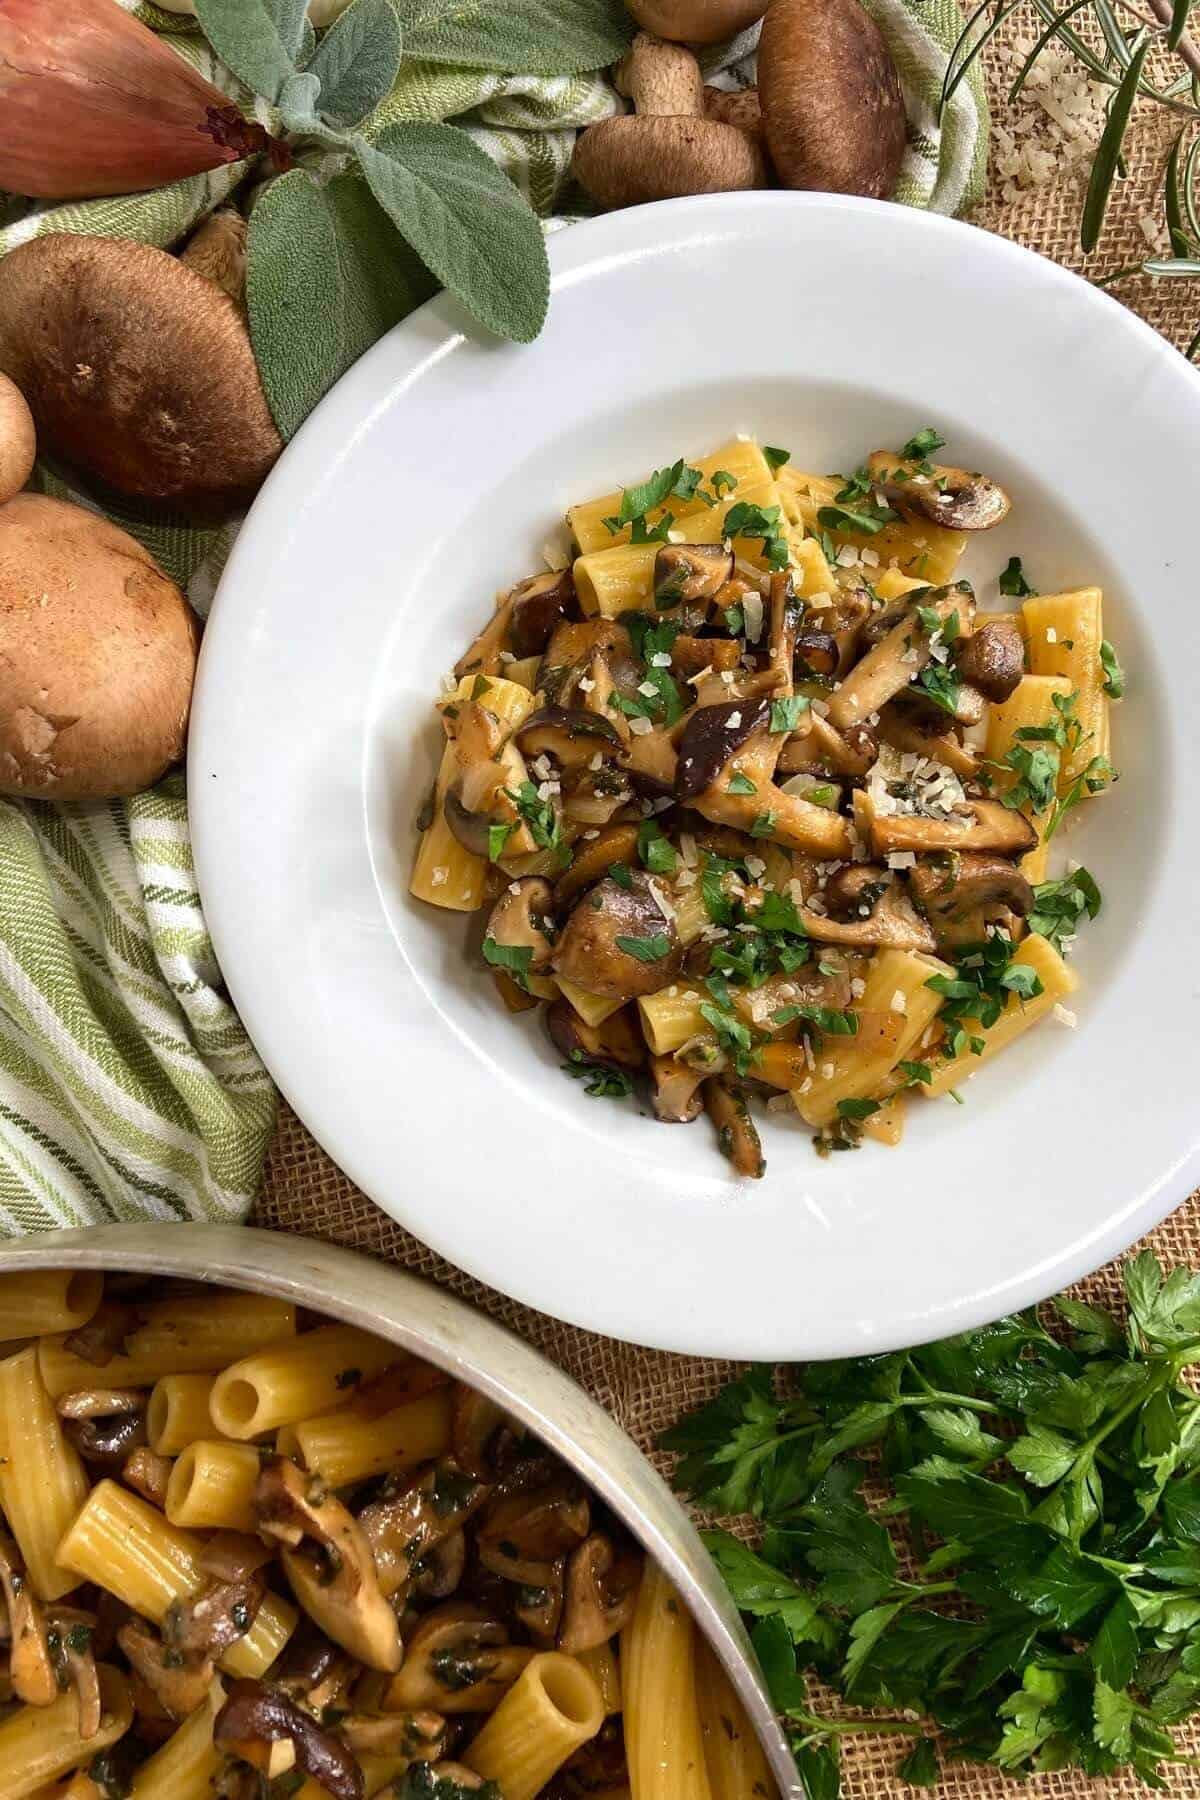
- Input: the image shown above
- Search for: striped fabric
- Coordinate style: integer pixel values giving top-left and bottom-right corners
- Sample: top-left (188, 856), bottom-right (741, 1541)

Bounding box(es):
top-left (0, 0), bottom-right (987, 1231)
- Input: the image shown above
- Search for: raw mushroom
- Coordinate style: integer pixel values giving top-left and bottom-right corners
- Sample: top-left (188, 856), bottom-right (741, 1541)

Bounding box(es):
top-left (629, 0), bottom-right (766, 42)
top-left (650, 1055), bottom-right (707, 1122)
top-left (545, 1000), bottom-right (647, 1070)
top-left (215, 1678), bottom-right (364, 1800)
top-left (703, 85), bottom-right (766, 143)
top-left (0, 495), bottom-right (199, 801)
top-left (675, 699), bottom-right (852, 858)
top-left (382, 1604), bottom-right (534, 1712)
top-left (483, 879), bottom-right (557, 978)
top-left (558, 1535), bottom-right (642, 1653)
top-left (0, 372), bottom-right (35, 504)
top-left (952, 617), bottom-right (1026, 701)
top-left (572, 34), bottom-right (766, 209)
top-left (866, 451), bottom-right (1012, 532)
top-left (826, 584), bottom-right (976, 732)
top-left (704, 1078), bottom-right (765, 1178)
top-left (758, 0), bottom-right (906, 198)
top-left (909, 852), bottom-right (1034, 947)
top-left (0, 234), bottom-right (281, 520)
top-left (800, 868), bottom-right (937, 952)
top-left (256, 1457), bottom-right (402, 1672)
top-left (553, 869), bottom-right (684, 1000)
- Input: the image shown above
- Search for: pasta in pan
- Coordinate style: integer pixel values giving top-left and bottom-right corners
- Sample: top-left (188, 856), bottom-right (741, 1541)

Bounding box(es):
top-left (0, 1269), bottom-right (770, 1800)
top-left (411, 434), bottom-right (1121, 1171)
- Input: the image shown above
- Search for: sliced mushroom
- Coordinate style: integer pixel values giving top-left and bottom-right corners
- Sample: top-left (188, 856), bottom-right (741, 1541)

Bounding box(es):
top-left (826, 583), bottom-right (975, 732)
top-left (476, 1480), bottom-right (591, 1584)
top-left (515, 1561), bottom-right (566, 1643)
top-left (484, 878), bottom-right (556, 978)
top-left (859, 795), bottom-right (1038, 857)
top-left (215, 1678), bottom-right (363, 1800)
top-left (382, 1604), bottom-right (534, 1713)
top-left (540, 619), bottom-right (638, 707)
top-left (274, 1624), bottom-right (356, 1710)
top-left (63, 1301), bottom-right (140, 1366)
top-left (876, 705), bottom-right (979, 781)
top-left (952, 617), bottom-right (1026, 701)
top-left (675, 698), bottom-right (770, 798)
top-left (671, 634), bottom-right (742, 681)
top-left (546, 1000), bottom-right (647, 1071)
top-left (650, 1054), bottom-right (707, 1123)
top-left (797, 879), bottom-right (936, 952)
top-left (676, 700), bottom-right (851, 859)
top-left (256, 1457), bottom-right (402, 1673)
top-left (558, 1535), bottom-right (643, 1654)
top-left (122, 1447), bottom-right (172, 1507)
top-left (793, 631), bottom-right (840, 679)
top-left (163, 1575), bottom-right (266, 1662)
top-left (57, 1388), bottom-right (147, 1420)
top-left (552, 824), bottom-right (640, 906)
top-left (0, 1533), bottom-right (56, 1706)
top-left (118, 1617), bottom-right (215, 1718)
top-left (553, 869), bottom-right (683, 1000)
top-left (340, 1710), bottom-right (449, 1758)
top-left (909, 852), bottom-right (1034, 948)
top-left (767, 569), bottom-right (803, 690)
top-left (777, 714), bottom-right (878, 779)
top-left (653, 543), bottom-right (734, 610)
top-left (451, 1389), bottom-right (511, 1483)
top-left (866, 451), bottom-right (1011, 532)
top-left (63, 1402), bottom-right (148, 1471)
top-left (357, 1460), bottom-right (491, 1602)
top-left (515, 707), bottom-right (623, 771)
top-left (46, 1607), bottom-right (102, 1740)
top-left (704, 1078), bottom-right (765, 1178)
top-left (511, 571), bottom-right (577, 659)
top-left (455, 597), bottom-right (516, 682)
top-left (414, 1530), bottom-right (468, 1602)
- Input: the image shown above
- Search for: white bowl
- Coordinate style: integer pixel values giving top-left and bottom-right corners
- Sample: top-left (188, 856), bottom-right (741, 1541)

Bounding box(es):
top-left (191, 192), bottom-right (1200, 1358)
top-left (0, 1222), bottom-right (798, 1795)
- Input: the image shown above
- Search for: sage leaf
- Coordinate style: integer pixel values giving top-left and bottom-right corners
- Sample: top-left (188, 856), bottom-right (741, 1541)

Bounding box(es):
top-left (357, 123), bottom-right (549, 343)
top-left (278, 70), bottom-right (322, 131)
top-left (1081, 37), bottom-right (1149, 253)
top-left (246, 166), bottom-right (435, 438)
top-left (394, 0), bottom-right (633, 74)
top-left (193, 0), bottom-right (298, 102)
top-left (310, 0), bottom-right (404, 127)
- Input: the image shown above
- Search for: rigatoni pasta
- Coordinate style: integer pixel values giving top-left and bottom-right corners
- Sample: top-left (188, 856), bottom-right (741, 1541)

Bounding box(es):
top-left (411, 432), bottom-right (1120, 1165)
top-left (0, 1269), bottom-right (102, 1338)
top-left (0, 1345), bottom-right (89, 1600)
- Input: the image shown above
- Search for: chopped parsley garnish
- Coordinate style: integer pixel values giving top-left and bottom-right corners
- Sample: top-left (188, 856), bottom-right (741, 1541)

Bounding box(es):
top-left (1046, 755), bottom-right (1115, 837)
top-left (609, 861), bottom-right (633, 890)
top-left (638, 820), bottom-right (677, 875)
top-left (837, 1097), bottom-right (881, 1120)
top-left (764, 445), bottom-right (792, 473)
top-left (899, 426), bottom-right (946, 465)
top-left (897, 1058), bottom-right (933, 1086)
top-left (723, 604), bottom-right (745, 634)
top-left (710, 469), bottom-right (738, 497)
top-left (615, 676), bottom-right (684, 729)
top-left (755, 891), bottom-right (807, 935)
top-left (601, 457), bottom-right (710, 538)
top-left (926, 933), bottom-right (1043, 1059)
top-left (804, 784), bottom-right (837, 808)
top-left (700, 852), bottom-right (742, 927)
top-left (698, 1001), bottom-right (757, 1075)
top-left (773, 1004), bottom-right (859, 1036)
top-left (482, 938), bottom-right (534, 991)
top-left (615, 933), bottom-right (673, 963)
top-left (505, 780), bottom-right (562, 852)
top-left (999, 555), bottom-right (1036, 597)
top-left (629, 514), bottom-right (673, 544)
top-left (487, 822), bottom-right (514, 862)
top-left (749, 811), bottom-right (778, 838)
top-left (916, 604), bottom-right (960, 643)
top-left (992, 689), bottom-right (1115, 831)
top-left (770, 694), bottom-right (810, 733)
top-left (727, 772), bottom-right (757, 796)
top-left (817, 498), bottom-right (899, 536)
top-left (470, 674), bottom-right (493, 700)
top-left (1028, 867), bottom-right (1102, 952)
top-left (625, 614), bottom-right (681, 664)
top-left (1100, 638), bottom-right (1125, 698)
top-left (1001, 742), bottom-right (1059, 814)
top-left (915, 662), bottom-right (963, 716)
top-left (722, 500), bottom-right (790, 571)
top-left (562, 1052), bottom-right (633, 1098)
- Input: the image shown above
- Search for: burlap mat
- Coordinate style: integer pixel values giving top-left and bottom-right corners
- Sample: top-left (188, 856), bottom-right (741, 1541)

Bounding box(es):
top-left (254, 20), bottom-right (1200, 1789)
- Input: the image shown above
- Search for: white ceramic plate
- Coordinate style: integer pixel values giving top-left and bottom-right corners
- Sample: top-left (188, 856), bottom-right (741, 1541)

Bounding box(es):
top-left (192, 192), bottom-right (1200, 1359)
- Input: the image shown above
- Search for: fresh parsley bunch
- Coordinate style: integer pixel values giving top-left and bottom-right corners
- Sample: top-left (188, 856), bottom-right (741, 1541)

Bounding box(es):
top-left (663, 1253), bottom-right (1200, 1792)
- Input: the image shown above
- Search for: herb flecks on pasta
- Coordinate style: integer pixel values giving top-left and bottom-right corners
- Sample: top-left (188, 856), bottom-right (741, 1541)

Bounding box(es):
top-left (0, 1267), bottom-right (767, 1800)
top-left (411, 437), bottom-right (1122, 1173)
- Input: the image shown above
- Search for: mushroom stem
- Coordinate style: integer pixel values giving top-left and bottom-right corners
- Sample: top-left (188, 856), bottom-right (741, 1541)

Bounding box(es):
top-left (180, 208), bottom-right (248, 311)
top-left (615, 34), bottom-right (706, 115)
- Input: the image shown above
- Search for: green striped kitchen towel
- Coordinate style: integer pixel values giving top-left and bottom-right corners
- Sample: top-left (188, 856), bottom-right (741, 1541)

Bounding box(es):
top-left (0, 0), bottom-right (987, 1232)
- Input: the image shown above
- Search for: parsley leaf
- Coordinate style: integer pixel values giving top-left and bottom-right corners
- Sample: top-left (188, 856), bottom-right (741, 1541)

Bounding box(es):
top-left (764, 445), bottom-right (792, 473)
top-left (505, 781), bottom-right (562, 852)
top-left (487, 822), bottom-right (513, 862)
top-left (722, 500), bottom-right (790, 571)
top-left (900, 427), bottom-right (947, 464)
top-left (603, 457), bottom-right (707, 537)
top-left (915, 662), bottom-right (963, 717)
top-left (818, 499), bottom-right (898, 536)
top-left (482, 938), bottom-right (533, 990)
top-left (837, 1098), bottom-right (880, 1121)
top-left (999, 556), bottom-right (1036, 597)
top-left (727, 772), bottom-right (757, 795)
top-left (615, 933), bottom-right (672, 963)
top-left (637, 820), bottom-right (677, 876)
top-left (561, 1052), bottom-right (632, 1098)
top-left (770, 695), bottom-right (811, 733)
top-left (710, 469), bottom-right (738, 497)
top-left (1028, 868), bottom-right (1102, 952)
top-left (774, 1004), bottom-right (858, 1036)
top-left (1100, 639), bottom-right (1126, 699)
top-left (750, 811), bottom-right (778, 838)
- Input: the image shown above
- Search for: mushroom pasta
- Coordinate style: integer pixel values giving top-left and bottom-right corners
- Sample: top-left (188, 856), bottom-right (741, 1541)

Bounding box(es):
top-left (411, 435), bottom-right (1122, 1171)
top-left (0, 1269), bottom-right (775, 1800)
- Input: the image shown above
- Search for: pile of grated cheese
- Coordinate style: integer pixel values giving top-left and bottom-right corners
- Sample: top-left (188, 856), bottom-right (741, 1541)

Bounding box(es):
top-left (990, 35), bottom-right (1112, 202)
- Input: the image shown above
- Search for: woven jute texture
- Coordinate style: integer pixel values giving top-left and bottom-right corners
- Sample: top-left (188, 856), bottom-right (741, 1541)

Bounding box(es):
top-left (254, 18), bottom-right (1199, 1791)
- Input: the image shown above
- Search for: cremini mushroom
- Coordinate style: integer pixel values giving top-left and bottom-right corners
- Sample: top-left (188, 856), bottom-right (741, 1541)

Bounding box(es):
top-left (0, 235), bottom-right (282, 519)
top-left (476, 1479), bottom-right (591, 1585)
top-left (357, 1460), bottom-right (492, 1602)
top-left (382, 1604), bottom-right (535, 1712)
top-left (0, 495), bottom-right (199, 801)
top-left (553, 823), bottom-right (641, 906)
top-left (118, 1618), bottom-right (215, 1719)
top-left (704, 84), bottom-right (766, 142)
top-left (553, 869), bottom-right (684, 1000)
top-left (215, 1678), bottom-right (364, 1800)
top-left (572, 33), bottom-right (766, 209)
top-left (826, 583), bottom-right (976, 732)
top-left (484, 879), bottom-right (556, 978)
top-left (857, 792), bottom-right (1038, 857)
top-left (558, 1534), bottom-right (642, 1653)
top-left (0, 1532), bottom-right (56, 1707)
top-left (545, 999), bottom-right (646, 1071)
top-left (757, 0), bottom-right (906, 198)
top-left (866, 451), bottom-right (1012, 532)
top-left (629, 0), bottom-right (766, 42)
top-left (515, 707), bottom-right (624, 771)
top-left (516, 1562), bottom-right (566, 1643)
top-left (256, 1457), bottom-right (402, 1673)
top-left (0, 372), bottom-right (35, 504)
top-left (909, 851), bottom-right (1034, 947)
top-left (62, 1299), bottom-right (141, 1366)
top-left (163, 1575), bottom-right (267, 1664)
top-left (650, 1054), bottom-right (707, 1122)
top-left (675, 699), bottom-right (852, 859)
top-left (799, 868), bottom-right (936, 952)
top-left (61, 1391), bottom-right (148, 1471)
top-left (952, 617), bottom-right (1026, 701)
top-left (451, 1388), bottom-right (510, 1483)
top-left (653, 541), bottom-right (734, 613)
top-left (704, 1077), bottom-right (764, 1178)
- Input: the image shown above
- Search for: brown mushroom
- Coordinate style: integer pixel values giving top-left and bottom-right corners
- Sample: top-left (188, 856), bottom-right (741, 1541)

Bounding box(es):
top-left (876, 705), bottom-right (979, 781)
top-left (793, 631), bottom-right (840, 679)
top-left (62, 1300), bottom-right (142, 1366)
top-left (62, 1393), bottom-right (148, 1471)
top-left (414, 1530), bottom-right (468, 1601)
top-left (909, 851), bottom-right (1034, 947)
top-left (630, 0), bottom-right (766, 43)
top-left (476, 1479), bottom-right (591, 1586)
top-left (553, 824), bottom-right (641, 906)
top-left (516, 1561), bottom-right (566, 1643)
top-left (758, 0), bottom-right (906, 198)
top-left (0, 1533), bottom-right (57, 1707)
top-left (0, 372), bottom-right (35, 504)
top-left (515, 707), bottom-right (624, 771)
top-left (572, 34), bottom-right (767, 209)
top-left (47, 1607), bottom-right (103, 1740)
top-left (122, 1448), bottom-right (172, 1508)
top-left (553, 869), bottom-right (683, 1000)
top-left (650, 1054), bottom-right (707, 1122)
top-left (866, 451), bottom-right (1012, 532)
top-left (671, 634), bottom-right (743, 681)
top-left (357, 1460), bottom-right (492, 1602)
top-left (179, 207), bottom-right (248, 308)
top-left (826, 583), bottom-right (976, 732)
top-left (0, 235), bottom-right (282, 519)
top-left (653, 542), bottom-right (734, 610)
top-left (952, 617), bottom-right (1026, 701)
top-left (339, 1710), bottom-right (449, 1759)
top-left (256, 1458), bottom-right (402, 1672)
top-left (511, 570), bottom-right (578, 659)
top-left (215, 1678), bottom-right (364, 1800)
top-left (558, 1535), bottom-right (643, 1653)
top-left (118, 1617), bottom-right (215, 1718)
top-left (382, 1604), bottom-right (534, 1713)
top-left (797, 875), bottom-right (936, 952)
top-left (675, 699), bottom-right (852, 859)
top-left (704, 1077), bottom-right (765, 1178)
top-left (441, 700), bottom-right (538, 859)
top-left (484, 878), bottom-right (557, 978)
top-left (545, 999), bottom-right (647, 1071)
top-left (163, 1575), bottom-right (267, 1663)
top-left (451, 1388), bottom-right (511, 1483)
top-left (703, 84), bottom-right (766, 142)
top-left (0, 495), bottom-right (199, 801)
top-left (858, 793), bottom-right (1038, 857)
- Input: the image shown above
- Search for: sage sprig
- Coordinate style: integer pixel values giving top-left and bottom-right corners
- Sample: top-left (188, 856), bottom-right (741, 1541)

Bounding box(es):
top-left (188, 0), bottom-right (633, 433)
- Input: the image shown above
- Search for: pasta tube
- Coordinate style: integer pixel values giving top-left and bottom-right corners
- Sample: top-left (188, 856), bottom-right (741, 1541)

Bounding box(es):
top-left (695, 1637), bottom-right (778, 1800)
top-left (575, 481), bottom-right (785, 617)
top-left (2, 1665), bottom-right (132, 1800)
top-left (622, 1563), bottom-right (711, 1800)
top-left (921, 934), bottom-right (1079, 1099)
top-left (463, 1653), bottom-right (605, 1800)
top-left (0, 1346), bottom-right (89, 1600)
top-left (276, 1387), bottom-right (452, 1486)
top-left (637, 987), bottom-right (707, 1056)
top-left (38, 1294), bottom-right (296, 1398)
top-left (57, 1479), bottom-right (296, 1677)
top-left (210, 1324), bottom-right (399, 1438)
top-left (792, 948), bottom-right (951, 1127)
top-left (128, 1677), bottom-right (224, 1800)
top-left (777, 468), bottom-right (966, 584)
top-left (295, 1753), bottom-right (419, 1800)
top-left (0, 1270), bottom-right (102, 1337)
top-left (146, 1373), bottom-right (219, 1455)
top-left (1023, 588), bottom-right (1106, 786)
top-left (556, 975), bottom-right (626, 1028)
top-left (165, 1441), bottom-right (262, 1533)
top-left (568, 440), bottom-right (772, 554)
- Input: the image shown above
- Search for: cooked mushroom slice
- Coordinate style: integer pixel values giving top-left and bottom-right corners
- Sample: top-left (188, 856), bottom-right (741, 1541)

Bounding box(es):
top-left (671, 634), bottom-right (742, 681)
top-left (340, 1710), bottom-right (449, 1759)
top-left (484, 878), bottom-right (556, 978)
top-left (777, 714), bottom-right (877, 779)
top-left (358, 1460), bottom-right (491, 1601)
top-left (384, 1604), bottom-right (535, 1712)
top-left (62, 1395), bottom-right (148, 1470)
top-left (704, 1078), bottom-right (765, 1178)
top-left (909, 853), bottom-right (1035, 948)
top-left (859, 795), bottom-right (1038, 858)
top-left (215, 1678), bottom-right (364, 1800)
top-left (793, 630), bottom-right (839, 679)
top-left (510, 571), bottom-right (577, 659)
top-left (0, 1533), bottom-right (56, 1706)
top-left (163, 1575), bottom-right (266, 1662)
top-left (545, 1000), bottom-right (646, 1072)
top-left (653, 543), bottom-right (734, 610)
top-left (650, 1054), bottom-right (707, 1123)
top-left (455, 597), bottom-right (516, 682)
top-left (558, 1535), bottom-right (642, 1654)
top-left (553, 824), bottom-right (640, 906)
top-left (876, 705), bottom-right (979, 781)
top-left (476, 1479), bottom-right (591, 1585)
top-left (893, 676), bottom-right (986, 732)
top-left (539, 618), bottom-right (639, 708)
top-left (767, 569), bottom-right (803, 689)
top-left (515, 707), bottom-right (623, 771)
top-left (118, 1618), bottom-right (215, 1718)
top-left (553, 869), bottom-right (683, 1001)
top-left (452, 1388), bottom-right (511, 1483)
top-left (797, 876), bottom-right (936, 952)
top-left (62, 1300), bottom-right (140, 1366)
top-left (620, 724), bottom-right (678, 796)
top-left (257, 1458), bottom-right (402, 1673)
top-left (826, 583), bottom-right (975, 732)
top-left (47, 1607), bottom-right (102, 1738)
top-left (123, 1447), bottom-right (172, 1508)
top-left (414, 1529), bottom-right (468, 1602)
top-left (350, 1358), bottom-right (452, 1421)
top-left (442, 700), bottom-right (538, 858)
top-left (274, 1624), bottom-right (357, 1712)
top-left (57, 1387), bottom-right (147, 1420)
top-left (675, 700), bottom-right (851, 859)
top-left (952, 617), bottom-right (1026, 702)
top-left (866, 451), bottom-right (1011, 532)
